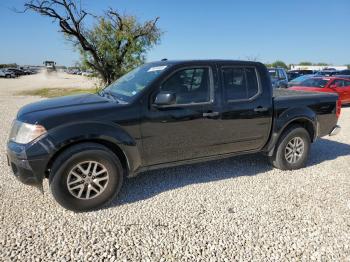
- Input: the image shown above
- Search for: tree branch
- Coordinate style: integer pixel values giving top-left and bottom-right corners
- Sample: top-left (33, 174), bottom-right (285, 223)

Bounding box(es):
top-left (21, 1), bottom-right (162, 84)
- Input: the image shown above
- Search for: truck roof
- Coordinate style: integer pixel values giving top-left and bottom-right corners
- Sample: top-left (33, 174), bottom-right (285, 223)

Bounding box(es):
top-left (148, 59), bottom-right (265, 67)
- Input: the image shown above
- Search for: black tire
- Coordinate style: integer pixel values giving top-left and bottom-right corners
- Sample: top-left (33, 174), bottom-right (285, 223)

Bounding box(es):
top-left (49, 143), bottom-right (123, 212)
top-left (269, 125), bottom-right (311, 170)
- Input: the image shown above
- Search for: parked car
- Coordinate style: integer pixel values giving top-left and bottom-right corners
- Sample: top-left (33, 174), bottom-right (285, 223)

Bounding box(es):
top-left (333, 69), bottom-right (350, 76)
top-left (268, 68), bottom-right (288, 88)
top-left (81, 71), bottom-right (93, 77)
top-left (334, 75), bottom-right (350, 79)
top-left (288, 74), bottom-right (315, 87)
top-left (66, 69), bottom-right (81, 75)
top-left (0, 69), bottom-right (15, 78)
top-left (27, 67), bottom-right (40, 74)
top-left (289, 76), bottom-right (350, 105)
top-left (7, 60), bottom-right (341, 211)
top-left (6, 68), bottom-right (26, 77)
top-left (315, 70), bottom-right (338, 76)
top-left (23, 69), bottom-right (35, 75)
top-left (287, 70), bottom-right (314, 81)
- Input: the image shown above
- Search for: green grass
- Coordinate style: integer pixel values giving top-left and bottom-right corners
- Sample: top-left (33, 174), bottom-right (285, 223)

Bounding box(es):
top-left (18, 88), bottom-right (97, 98)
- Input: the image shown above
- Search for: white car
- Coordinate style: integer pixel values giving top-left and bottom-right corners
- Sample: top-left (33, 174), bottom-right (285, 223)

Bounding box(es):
top-left (0, 69), bottom-right (15, 78)
top-left (81, 71), bottom-right (93, 76)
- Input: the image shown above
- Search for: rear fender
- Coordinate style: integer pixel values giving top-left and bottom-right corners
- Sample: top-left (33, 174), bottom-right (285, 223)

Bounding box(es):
top-left (265, 107), bottom-right (317, 156)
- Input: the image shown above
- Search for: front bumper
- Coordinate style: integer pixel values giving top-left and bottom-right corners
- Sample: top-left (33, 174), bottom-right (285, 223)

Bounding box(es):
top-left (7, 141), bottom-right (49, 186)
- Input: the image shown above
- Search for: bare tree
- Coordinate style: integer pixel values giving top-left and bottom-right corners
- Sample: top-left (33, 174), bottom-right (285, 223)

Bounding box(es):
top-left (22, 0), bottom-right (161, 84)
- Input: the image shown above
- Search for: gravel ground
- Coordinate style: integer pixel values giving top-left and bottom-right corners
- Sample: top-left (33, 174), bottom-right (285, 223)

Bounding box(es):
top-left (0, 94), bottom-right (350, 261)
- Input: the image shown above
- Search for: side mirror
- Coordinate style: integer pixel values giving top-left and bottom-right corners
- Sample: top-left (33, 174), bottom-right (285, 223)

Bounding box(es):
top-left (153, 92), bottom-right (176, 106)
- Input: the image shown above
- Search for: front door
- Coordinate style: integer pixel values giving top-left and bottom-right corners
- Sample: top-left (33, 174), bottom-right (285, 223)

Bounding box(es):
top-left (343, 79), bottom-right (350, 104)
top-left (332, 79), bottom-right (350, 104)
top-left (140, 65), bottom-right (222, 166)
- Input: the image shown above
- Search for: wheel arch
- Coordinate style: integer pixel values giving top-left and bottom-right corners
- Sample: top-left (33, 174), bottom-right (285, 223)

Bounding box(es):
top-left (42, 121), bottom-right (142, 178)
top-left (280, 117), bottom-right (316, 142)
top-left (45, 138), bottom-right (131, 178)
top-left (265, 107), bottom-right (317, 156)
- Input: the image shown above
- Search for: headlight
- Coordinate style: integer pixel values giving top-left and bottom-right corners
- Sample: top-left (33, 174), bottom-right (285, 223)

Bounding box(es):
top-left (9, 120), bottom-right (47, 144)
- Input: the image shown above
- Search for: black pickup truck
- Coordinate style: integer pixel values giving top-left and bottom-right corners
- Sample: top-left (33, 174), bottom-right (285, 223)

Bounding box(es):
top-left (7, 60), bottom-right (341, 211)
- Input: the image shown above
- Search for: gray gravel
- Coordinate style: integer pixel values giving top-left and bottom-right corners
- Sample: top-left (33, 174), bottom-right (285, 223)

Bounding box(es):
top-left (1, 94), bottom-right (350, 261)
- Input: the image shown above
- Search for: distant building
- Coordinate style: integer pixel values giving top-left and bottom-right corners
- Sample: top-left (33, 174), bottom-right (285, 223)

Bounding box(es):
top-left (290, 65), bottom-right (347, 71)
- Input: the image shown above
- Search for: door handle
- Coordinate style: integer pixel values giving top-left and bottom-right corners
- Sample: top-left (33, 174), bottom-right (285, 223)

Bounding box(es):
top-left (254, 106), bottom-right (268, 112)
top-left (203, 111), bottom-right (219, 117)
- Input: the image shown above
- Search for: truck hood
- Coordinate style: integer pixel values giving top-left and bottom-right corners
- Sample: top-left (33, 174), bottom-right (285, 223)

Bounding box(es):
top-left (18, 93), bottom-right (110, 118)
top-left (16, 93), bottom-right (133, 130)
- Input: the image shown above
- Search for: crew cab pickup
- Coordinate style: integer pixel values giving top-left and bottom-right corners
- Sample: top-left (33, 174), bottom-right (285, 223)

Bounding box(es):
top-left (7, 60), bottom-right (341, 211)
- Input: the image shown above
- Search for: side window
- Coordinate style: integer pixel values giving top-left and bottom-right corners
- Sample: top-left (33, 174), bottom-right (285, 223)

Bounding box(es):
top-left (333, 79), bottom-right (344, 87)
top-left (277, 70), bottom-right (282, 79)
top-left (222, 67), bottom-right (259, 101)
top-left (222, 68), bottom-right (247, 100)
top-left (278, 69), bottom-right (286, 80)
top-left (283, 70), bottom-right (288, 80)
top-left (246, 68), bottom-right (259, 97)
top-left (161, 68), bottom-right (210, 104)
top-left (344, 80), bottom-right (350, 86)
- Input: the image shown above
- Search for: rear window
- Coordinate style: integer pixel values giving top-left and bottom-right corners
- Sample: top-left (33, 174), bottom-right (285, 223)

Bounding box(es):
top-left (299, 78), bottom-right (329, 88)
top-left (290, 75), bottom-right (312, 83)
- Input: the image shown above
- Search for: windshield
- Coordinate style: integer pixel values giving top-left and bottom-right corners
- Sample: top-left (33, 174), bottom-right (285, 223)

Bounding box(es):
top-left (291, 75), bottom-right (313, 83)
top-left (104, 64), bottom-right (168, 102)
top-left (299, 78), bottom-right (329, 88)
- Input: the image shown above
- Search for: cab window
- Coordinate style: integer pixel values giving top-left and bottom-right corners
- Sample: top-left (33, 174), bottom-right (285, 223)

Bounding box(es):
top-left (222, 67), bottom-right (260, 101)
top-left (161, 68), bottom-right (210, 104)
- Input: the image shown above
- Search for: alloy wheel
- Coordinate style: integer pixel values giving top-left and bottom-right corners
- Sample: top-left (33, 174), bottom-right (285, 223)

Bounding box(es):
top-left (66, 161), bottom-right (109, 200)
top-left (285, 137), bottom-right (305, 164)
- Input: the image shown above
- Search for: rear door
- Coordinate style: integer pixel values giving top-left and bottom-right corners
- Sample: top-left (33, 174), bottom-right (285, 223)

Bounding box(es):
top-left (213, 64), bottom-right (273, 153)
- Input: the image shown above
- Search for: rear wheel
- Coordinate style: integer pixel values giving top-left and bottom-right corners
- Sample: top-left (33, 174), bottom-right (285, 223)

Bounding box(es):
top-left (49, 143), bottom-right (123, 212)
top-left (269, 125), bottom-right (311, 170)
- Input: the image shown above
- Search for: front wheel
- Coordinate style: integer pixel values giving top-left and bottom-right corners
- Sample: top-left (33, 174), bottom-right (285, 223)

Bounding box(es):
top-left (269, 125), bottom-right (311, 170)
top-left (49, 143), bottom-right (123, 212)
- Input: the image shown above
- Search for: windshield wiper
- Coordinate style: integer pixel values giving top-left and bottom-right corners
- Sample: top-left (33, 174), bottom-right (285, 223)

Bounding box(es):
top-left (99, 89), bottom-right (127, 104)
top-left (98, 89), bottom-right (118, 102)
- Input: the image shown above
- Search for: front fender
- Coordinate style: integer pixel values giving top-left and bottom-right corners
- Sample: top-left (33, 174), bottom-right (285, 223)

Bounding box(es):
top-left (29, 121), bottom-right (142, 179)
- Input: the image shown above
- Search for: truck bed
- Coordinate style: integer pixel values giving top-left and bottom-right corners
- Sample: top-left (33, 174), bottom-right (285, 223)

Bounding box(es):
top-left (273, 88), bottom-right (338, 100)
top-left (272, 88), bottom-right (339, 138)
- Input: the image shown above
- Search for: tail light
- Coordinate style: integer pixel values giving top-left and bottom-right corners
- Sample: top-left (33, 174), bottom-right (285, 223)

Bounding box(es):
top-left (336, 99), bottom-right (341, 118)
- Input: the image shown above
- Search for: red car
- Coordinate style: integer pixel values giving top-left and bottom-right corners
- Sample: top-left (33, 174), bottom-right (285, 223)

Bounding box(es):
top-left (289, 77), bottom-right (350, 105)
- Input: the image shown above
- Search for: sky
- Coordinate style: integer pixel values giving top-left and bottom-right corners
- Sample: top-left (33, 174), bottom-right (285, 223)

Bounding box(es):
top-left (0, 0), bottom-right (349, 66)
